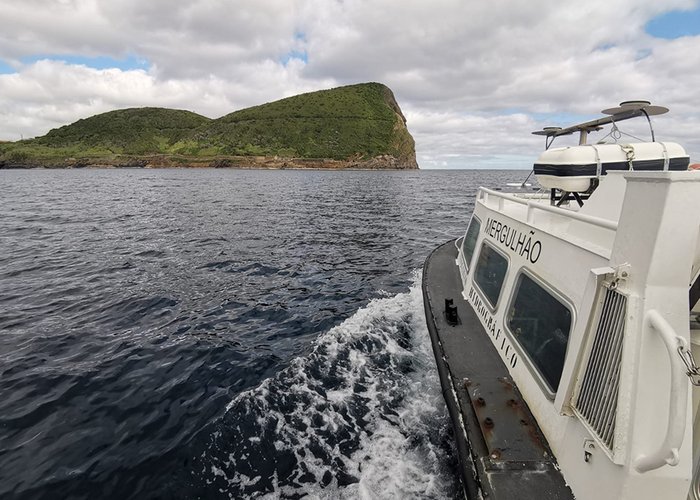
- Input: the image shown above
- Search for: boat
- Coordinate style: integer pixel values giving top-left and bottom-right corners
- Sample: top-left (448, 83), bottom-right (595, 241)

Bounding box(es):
top-left (422, 101), bottom-right (700, 499)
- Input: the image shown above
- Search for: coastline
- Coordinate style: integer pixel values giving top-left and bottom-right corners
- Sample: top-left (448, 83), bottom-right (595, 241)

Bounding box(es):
top-left (0, 153), bottom-right (419, 170)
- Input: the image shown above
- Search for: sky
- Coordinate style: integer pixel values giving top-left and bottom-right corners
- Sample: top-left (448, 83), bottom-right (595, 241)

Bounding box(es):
top-left (1, 0), bottom-right (699, 169)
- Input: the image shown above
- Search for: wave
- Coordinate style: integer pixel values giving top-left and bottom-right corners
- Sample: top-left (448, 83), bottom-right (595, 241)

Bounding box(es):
top-left (194, 271), bottom-right (458, 498)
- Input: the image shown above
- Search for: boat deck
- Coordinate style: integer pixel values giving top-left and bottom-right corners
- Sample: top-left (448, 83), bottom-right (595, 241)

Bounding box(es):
top-left (422, 240), bottom-right (574, 499)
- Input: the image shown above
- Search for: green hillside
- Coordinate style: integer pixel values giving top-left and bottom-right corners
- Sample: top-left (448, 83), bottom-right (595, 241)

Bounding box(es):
top-left (0, 83), bottom-right (418, 168)
top-left (188, 82), bottom-right (415, 160)
top-left (35, 108), bottom-right (211, 154)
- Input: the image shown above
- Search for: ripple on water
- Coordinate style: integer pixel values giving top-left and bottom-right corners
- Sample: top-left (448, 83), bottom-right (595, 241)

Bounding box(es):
top-left (0, 168), bottom-right (524, 498)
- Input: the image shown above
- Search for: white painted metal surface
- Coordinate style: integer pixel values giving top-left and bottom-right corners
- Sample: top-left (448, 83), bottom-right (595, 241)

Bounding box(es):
top-left (456, 169), bottom-right (700, 500)
top-left (634, 309), bottom-right (689, 473)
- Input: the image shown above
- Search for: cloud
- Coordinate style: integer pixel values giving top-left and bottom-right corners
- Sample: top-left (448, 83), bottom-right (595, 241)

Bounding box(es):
top-left (1, 0), bottom-right (699, 167)
top-left (406, 108), bottom-right (542, 169)
top-left (0, 58), bottom-right (333, 139)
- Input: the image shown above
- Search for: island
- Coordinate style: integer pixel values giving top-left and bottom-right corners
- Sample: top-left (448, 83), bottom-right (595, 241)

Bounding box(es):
top-left (0, 82), bottom-right (418, 170)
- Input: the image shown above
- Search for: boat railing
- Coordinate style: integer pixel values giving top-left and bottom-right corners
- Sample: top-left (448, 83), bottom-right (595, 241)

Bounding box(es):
top-left (478, 187), bottom-right (619, 231)
top-left (633, 309), bottom-right (689, 473)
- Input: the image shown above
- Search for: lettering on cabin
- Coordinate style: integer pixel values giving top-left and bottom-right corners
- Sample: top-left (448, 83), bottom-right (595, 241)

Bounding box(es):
top-left (467, 286), bottom-right (518, 368)
top-left (483, 217), bottom-right (542, 264)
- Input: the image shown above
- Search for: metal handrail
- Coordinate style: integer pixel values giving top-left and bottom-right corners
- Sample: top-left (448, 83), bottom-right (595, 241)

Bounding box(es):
top-left (478, 187), bottom-right (619, 231)
top-left (634, 309), bottom-right (689, 473)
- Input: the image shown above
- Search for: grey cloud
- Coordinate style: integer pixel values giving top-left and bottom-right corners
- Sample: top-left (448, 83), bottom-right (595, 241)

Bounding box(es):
top-left (0, 0), bottom-right (699, 166)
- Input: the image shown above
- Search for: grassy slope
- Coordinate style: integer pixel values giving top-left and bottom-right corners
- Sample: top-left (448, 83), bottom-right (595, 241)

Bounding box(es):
top-left (43, 108), bottom-right (209, 154)
top-left (0, 83), bottom-right (416, 164)
top-left (0, 108), bottom-right (211, 161)
top-left (186, 82), bottom-right (411, 160)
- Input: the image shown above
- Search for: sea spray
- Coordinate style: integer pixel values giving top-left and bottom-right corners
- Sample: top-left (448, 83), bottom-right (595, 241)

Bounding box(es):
top-left (196, 272), bottom-right (458, 498)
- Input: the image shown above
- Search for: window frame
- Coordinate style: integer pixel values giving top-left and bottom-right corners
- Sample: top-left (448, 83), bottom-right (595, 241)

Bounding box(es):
top-left (504, 268), bottom-right (574, 398)
top-left (472, 240), bottom-right (510, 311)
top-left (461, 215), bottom-right (481, 272)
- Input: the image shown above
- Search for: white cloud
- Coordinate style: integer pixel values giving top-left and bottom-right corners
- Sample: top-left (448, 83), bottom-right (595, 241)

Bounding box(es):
top-left (0, 0), bottom-right (699, 167)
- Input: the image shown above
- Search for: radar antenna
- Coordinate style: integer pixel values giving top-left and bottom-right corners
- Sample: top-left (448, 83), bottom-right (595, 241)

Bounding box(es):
top-left (532, 101), bottom-right (668, 149)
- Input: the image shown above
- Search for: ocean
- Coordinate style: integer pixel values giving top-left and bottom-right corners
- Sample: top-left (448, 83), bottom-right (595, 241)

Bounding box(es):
top-left (0, 167), bottom-right (525, 499)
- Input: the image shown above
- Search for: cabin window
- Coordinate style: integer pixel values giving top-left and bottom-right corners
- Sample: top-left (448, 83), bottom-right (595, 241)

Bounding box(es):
top-left (474, 243), bottom-right (508, 307)
top-left (462, 217), bottom-right (481, 271)
top-left (507, 274), bottom-right (572, 392)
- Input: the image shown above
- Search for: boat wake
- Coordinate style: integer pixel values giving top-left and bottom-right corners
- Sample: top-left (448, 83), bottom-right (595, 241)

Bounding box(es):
top-left (195, 271), bottom-right (458, 498)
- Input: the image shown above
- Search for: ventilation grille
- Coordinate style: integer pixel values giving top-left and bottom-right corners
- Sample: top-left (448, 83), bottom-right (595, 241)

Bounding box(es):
top-left (574, 287), bottom-right (627, 452)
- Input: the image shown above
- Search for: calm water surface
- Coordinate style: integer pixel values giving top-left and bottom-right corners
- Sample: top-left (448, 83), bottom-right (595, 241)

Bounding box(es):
top-left (0, 168), bottom-right (525, 499)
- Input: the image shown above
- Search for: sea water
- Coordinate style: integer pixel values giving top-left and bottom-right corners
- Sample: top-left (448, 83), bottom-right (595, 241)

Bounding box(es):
top-left (0, 168), bottom-right (524, 499)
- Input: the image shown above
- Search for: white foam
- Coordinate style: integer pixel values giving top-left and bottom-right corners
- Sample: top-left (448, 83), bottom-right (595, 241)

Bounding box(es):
top-left (203, 271), bottom-right (457, 498)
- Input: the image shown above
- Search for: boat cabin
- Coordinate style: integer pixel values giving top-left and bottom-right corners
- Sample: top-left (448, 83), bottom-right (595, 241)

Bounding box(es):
top-left (423, 102), bottom-right (700, 500)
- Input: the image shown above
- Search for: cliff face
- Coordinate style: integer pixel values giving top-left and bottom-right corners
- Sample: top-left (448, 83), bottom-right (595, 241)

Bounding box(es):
top-left (382, 86), bottom-right (419, 170)
top-left (0, 83), bottom-right (419, 170)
